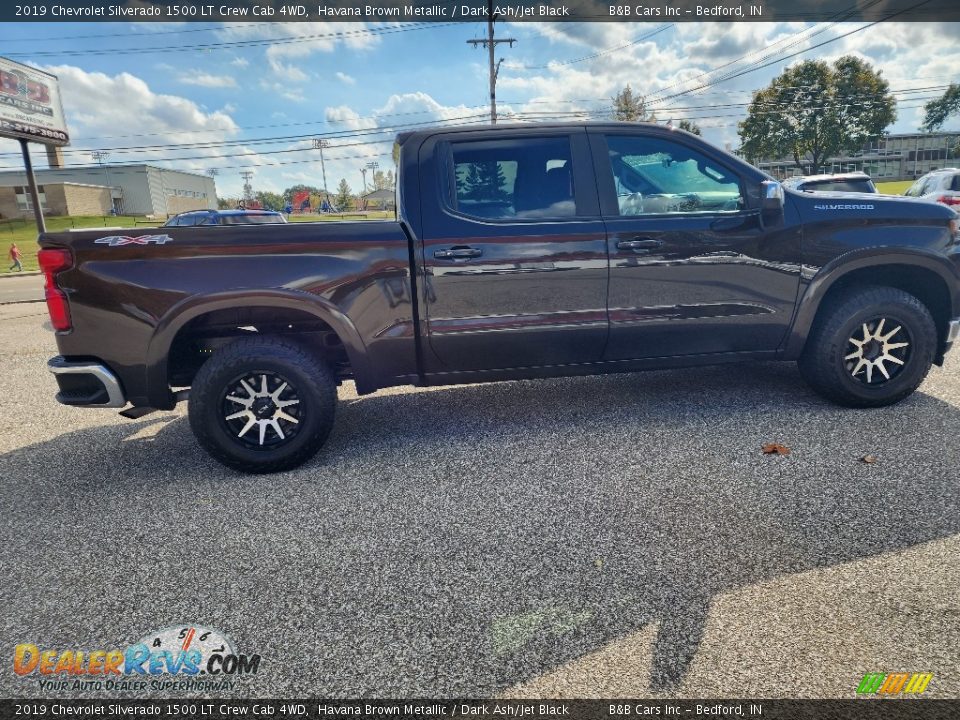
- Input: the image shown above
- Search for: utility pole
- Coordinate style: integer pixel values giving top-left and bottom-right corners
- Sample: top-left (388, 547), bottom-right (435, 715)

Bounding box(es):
top-left (366, 161), bottom-right (379, 189)
top-left (467, 0), bottom-right (516, 124)
top-left (363, 161), bottom-right (379, 210)
top-left (313, 138), bottom-right (331, 209)
top-left (240, 170), bottom-right (254, 208)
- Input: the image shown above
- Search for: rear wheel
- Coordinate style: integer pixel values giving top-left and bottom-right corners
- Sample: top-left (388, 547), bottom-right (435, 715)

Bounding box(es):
top-left (188, 336), bottom-right (337, 473)
top-left (799, 285), bottom-right (937, 408)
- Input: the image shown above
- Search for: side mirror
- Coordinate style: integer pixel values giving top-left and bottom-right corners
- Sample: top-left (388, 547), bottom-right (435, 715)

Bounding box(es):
top-left (761, 180), bottom-right (784, 211)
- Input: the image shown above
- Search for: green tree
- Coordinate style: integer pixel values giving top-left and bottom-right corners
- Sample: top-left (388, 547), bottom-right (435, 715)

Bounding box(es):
top-left (677, 119), bottom-right (701, 135)
top-left (254, 190), bottom-right (284, 211)
top-left (461, 161), bottom-right (509, 202)
top-left (372, 169), bottom-right (394, 191)
top-left (612, 84), bottom-right (651, 122)
top-left (921, 83), bottom-right (960, 132)
top-left (334, 178), bottom-right (353, 210)
top-left (738, 56), bottom-right (896, 173)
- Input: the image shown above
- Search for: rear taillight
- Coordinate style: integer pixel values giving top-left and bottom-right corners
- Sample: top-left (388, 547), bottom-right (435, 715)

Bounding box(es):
top-left (936, 195), bottom-right (960, 206)
top-left (38, 248), bottom-right (72, 332)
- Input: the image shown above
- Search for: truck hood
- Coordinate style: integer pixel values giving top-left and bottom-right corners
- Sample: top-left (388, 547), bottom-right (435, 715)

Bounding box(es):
top-left (785, 188), bottom-right (958, 222)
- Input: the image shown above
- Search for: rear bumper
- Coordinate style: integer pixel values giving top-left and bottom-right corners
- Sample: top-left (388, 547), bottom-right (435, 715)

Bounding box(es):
top-left (48, 357), bottom-right (127, 408)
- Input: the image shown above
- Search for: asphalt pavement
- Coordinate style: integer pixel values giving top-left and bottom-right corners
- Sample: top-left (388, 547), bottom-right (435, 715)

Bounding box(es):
top-left (0, 273), bottom-right (43, 304)
top-left (0, 303), bottom-right (958, 699)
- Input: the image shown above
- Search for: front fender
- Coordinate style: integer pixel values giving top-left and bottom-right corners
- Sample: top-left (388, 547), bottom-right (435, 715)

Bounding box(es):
top-left (782, 247), bottom-right (960, 359)
top-left (144, 288), bottom-right (374, 409)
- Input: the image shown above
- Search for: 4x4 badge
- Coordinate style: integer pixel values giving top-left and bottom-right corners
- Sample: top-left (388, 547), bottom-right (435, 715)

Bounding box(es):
top-left (95, 234), bottom-right (173, 247)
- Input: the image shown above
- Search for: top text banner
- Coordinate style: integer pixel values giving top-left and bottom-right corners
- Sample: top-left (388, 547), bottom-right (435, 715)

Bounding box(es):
top-left (6, 0), bottom-right (960, 23)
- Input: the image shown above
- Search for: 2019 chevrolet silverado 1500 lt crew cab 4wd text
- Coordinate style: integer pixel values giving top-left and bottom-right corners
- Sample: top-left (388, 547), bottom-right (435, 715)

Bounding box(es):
top-left (40, 123), bottom-right (960, 473)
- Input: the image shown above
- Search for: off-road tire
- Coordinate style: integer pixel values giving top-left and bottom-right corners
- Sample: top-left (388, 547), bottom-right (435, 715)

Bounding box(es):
top-left (188, 336), bottom-right (337, 473)
top-left (799, 285), bottom-right (937, 408)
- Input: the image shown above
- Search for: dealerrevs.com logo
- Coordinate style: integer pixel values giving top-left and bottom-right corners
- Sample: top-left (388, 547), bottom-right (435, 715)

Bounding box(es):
top-left (857, 672), bottom-right (933, 696)
top-left (13, 625), bottom-right (262, 692)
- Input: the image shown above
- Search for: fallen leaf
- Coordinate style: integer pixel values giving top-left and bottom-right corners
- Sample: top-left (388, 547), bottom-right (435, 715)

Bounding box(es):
top-left (860, 454), bottom-right (878, 464)
top-left (761, 443), bottom-right (791, 456)
top-left (594, 558), bottom-right (604, 570)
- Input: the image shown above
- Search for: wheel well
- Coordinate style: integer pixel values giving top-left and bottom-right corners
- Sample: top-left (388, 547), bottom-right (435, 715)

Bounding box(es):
top-left (168, 306), bottom-right (350, 387)
top-left (820, 264), bottom-right (952, 354)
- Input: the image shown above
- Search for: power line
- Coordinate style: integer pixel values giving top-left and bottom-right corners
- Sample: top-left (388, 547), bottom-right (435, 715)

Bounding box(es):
top-left (0, 22), bottom-right (267, 43)
top-left (2, 22), bottom-right (459, 58)
top-left (650, 0), bottom-right (934, 106)
top-left (7, 84), bottom-right (939, 161)
top-left (504, 24), bottom-right (672, 71)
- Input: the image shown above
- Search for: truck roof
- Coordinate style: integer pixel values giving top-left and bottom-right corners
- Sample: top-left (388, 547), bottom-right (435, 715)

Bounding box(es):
top-left (395, 121), bottom-right (691, 145)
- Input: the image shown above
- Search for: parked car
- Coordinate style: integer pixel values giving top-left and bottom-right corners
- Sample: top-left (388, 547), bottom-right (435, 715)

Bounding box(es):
top-left (40, 122), bottom-right (960, 473)
top-left (164, 209), bottom-right (287, 226)
top-left (781, 172), bottom-right (877, 194)
top-left (904, 169), bottom-right (960, 208)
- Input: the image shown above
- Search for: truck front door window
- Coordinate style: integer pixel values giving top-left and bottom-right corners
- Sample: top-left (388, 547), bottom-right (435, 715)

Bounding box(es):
top-left (605, 136), bottom-right (743, 215)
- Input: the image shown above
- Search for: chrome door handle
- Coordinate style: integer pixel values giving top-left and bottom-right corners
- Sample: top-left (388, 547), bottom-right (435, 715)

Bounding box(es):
top-left (617, 238), bottom-right (663, 250)
top-left (435, 246), bottom-right (483, 259)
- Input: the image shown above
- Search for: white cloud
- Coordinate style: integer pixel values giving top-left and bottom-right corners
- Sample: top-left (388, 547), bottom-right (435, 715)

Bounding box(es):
top-left (217, 21), bottom-right (380, 89)
top-left (335, 71), bottom-right (356, 85)
top-left (0, 65), bottom-right (249, 184)
top-left (230, 56), bottom-right (250, 68)
top-left (178, 71), bottom-right (238, 88)
top-left (324, 104), bottom-right (378, 131)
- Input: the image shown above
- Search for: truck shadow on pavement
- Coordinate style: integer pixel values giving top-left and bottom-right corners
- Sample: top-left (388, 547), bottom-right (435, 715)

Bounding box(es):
top-left (3, 361), bottom-right (959, 696)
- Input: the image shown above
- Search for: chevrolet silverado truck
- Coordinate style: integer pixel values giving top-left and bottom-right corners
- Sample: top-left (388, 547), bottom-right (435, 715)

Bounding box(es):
top-left (40, 123), bottom-right (960, 473)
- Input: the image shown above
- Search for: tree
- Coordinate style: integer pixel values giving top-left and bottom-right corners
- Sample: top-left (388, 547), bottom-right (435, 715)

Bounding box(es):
top-left (921, 83), bottom-right (960, 132)
top-left (460, 161), bottom-right (509, 202)
top-left (612, 84), bottom-right (651, 122)
top-left (254, 190), bottom-right (284, 211)
top-left (738, 56), bottom-right (896, 173)
top-left (334, 178), bottom-right (353, 210)
top-left (677, 119), bottom-right (701, 135)
top-left (371, 169), bottom-right (395, 191)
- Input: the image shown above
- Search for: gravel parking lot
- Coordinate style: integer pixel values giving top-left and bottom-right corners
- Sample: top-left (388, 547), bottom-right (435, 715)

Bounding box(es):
top-left (1, 302), bottom-right (958, 699)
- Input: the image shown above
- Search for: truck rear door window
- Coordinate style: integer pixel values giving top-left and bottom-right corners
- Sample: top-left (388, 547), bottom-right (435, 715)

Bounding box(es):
top-left (449, 137), bottom-right (576, 220)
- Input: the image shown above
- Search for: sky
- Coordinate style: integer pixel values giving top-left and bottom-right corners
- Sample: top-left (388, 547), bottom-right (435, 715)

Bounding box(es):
top-left (0, 20), bottom-right (957, 199)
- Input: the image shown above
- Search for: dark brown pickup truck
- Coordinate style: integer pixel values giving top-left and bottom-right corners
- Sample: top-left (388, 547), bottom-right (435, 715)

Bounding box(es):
top-left (40, 122), bottom-right (960, 472)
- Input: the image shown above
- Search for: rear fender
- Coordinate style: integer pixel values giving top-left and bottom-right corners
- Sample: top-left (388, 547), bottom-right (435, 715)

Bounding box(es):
top-left (145, 289), bottom-right (373, 408)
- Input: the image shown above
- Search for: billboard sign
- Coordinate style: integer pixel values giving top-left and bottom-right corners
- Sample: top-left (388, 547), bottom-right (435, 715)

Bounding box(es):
top-left (0, 56), bottom-right (69, 146)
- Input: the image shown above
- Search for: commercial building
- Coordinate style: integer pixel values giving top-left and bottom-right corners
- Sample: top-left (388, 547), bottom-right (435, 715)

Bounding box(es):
top-left (750, 130), bottom-right (960, 181)
top-left (0, 161), bottom-right (217, 218)
top-left (0, 182), bottom-right (112, 219)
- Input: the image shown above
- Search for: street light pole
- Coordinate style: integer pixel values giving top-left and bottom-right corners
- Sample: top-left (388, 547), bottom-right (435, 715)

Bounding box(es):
top-left (91, 150), bottom-right (113, 214)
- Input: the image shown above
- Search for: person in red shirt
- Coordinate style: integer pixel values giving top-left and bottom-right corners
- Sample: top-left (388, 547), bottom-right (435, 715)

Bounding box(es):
top-left (8, 243), bottom-right (22, 272)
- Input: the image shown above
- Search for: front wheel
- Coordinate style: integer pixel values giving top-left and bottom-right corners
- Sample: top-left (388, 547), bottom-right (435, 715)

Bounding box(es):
top-left (188, 337), bottom-right (337, 473)
top-left (799, 285), bottom-right (937, 408)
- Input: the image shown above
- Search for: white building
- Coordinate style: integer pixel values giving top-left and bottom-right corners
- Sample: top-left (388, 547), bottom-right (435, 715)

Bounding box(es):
top-left (0, 163), bottom-right (217, 217)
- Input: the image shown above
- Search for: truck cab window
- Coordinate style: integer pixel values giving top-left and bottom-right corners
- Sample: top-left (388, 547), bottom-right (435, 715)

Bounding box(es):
top-left (450, 137), bottom-right (576, 220)
top-left (605, 135), bottom-right (743, 216)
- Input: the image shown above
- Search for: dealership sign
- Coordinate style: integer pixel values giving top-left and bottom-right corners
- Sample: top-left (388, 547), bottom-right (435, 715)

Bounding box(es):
top-left (0, 56), bottom-right (69, 146)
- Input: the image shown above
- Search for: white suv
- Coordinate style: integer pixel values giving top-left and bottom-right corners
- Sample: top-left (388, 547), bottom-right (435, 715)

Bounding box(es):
top-left (904, 168), bottom-right (960, 208)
